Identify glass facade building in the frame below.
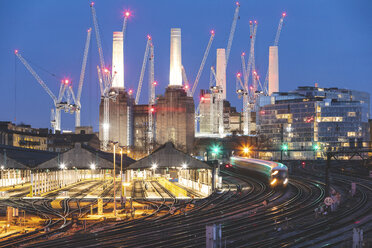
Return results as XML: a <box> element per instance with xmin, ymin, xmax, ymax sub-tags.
<box><xmin>258</xmin><ymin>86</ymin><xmax>370</xmax><ymax>160</ymax></box>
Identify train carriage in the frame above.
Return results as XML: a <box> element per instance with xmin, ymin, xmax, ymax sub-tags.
<box><xmin>228</xmin><ymin>157</ymin><xmax>289</xmax><ymax>187</ymax></box>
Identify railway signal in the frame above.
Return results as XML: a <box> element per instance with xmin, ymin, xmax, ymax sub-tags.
<box><xmin>281</xmin><ymin>143</ymin><xmax>288</xmax><ymax>151</ymax></box>
<box><xmin>313</xmin><ymin>144</ymin><xmax>320</xmax><ymax>151</ymax></box>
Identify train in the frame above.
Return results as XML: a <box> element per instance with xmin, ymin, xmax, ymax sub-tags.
<box><xmin>227</xmin><ymin>157</ymin><xmax>289</xmax><ymax>187</ymax></box>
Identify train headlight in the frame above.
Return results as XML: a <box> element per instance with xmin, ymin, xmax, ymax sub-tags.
<box><xmin>272</xmin><ymin>171</ymin><xmax>278</xmax><ymax>176</ymax></box>
<box><xmin>270</xmin><ymin>179</ymin><xmax>277</xmax><ymax>185</ymax></box>
<box><xmin>284</xmin><ymin>178</ymin><xmax>288</xmax><ymax>184</ymax></box>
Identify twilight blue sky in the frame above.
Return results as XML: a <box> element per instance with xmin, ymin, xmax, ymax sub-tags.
<box><xmin>1</xmin><ymin>0</ymin><xmax>371</xmax><ymax>131</ymax></box>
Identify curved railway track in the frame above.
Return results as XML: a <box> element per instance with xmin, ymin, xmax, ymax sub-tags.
<box><xmin>2</xmin><ymin>164</ymin><xmax>372</xmax><ymax>248</ymax></box>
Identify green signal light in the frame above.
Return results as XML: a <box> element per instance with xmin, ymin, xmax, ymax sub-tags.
<box><xmin>281</xmin><ymin>144</ymin><xmax>288</xmax><ymax>151</ymax></box>
<box><xmin>211</xmin><ymin>145</ymin><xmax>221</xmax><ymax>154</ymax></box>
<box><xmin>313</xmin><ymin>144</ymin><xmax>319</xmax><ymax>151</ymax></box>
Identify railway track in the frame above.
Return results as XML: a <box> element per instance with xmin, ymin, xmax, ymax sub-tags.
<box><xmin>3</xmin><ymin>164</ymin><xmax>372</xmax><ymax>247</ymax></box>
<box><xmin>0</xmin><ymin>180</ymin><xmax>114</xmax><ymax>247</ymax></box>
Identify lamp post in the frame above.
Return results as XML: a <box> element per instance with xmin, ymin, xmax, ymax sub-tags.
<box><xmin>112</xmin><ymin>142</ymin><xmax>118</xmax><ymax>217</ymax></box>
<box><xmin>120</xmin><ymin>147</ymin><xmax>124</xmax><ymax>206</ymax></box>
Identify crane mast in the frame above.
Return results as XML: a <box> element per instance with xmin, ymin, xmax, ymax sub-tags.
<box><xmin>90</xmin><ymin>2</ymin><xmax>121</xmax><ymax>150</ymax></box>
<box><xmin>190</xmin><ymin>30</ymin><xmax>215</xmax><ymax>97</ymax></box>
<box><xmin>122</xmin><ymin>11</ymin><xmax>131</xmax><ymax>44</ymax></box>
<box><xmin>90</xmin><ymin>3</ymin><xmax>106</xmax><ymax>80</ymax></box>
<box><xmin>135</xmin><ymin>36</ymin><xmax>151</xmax><ymax>105</ymax></box>
<box><xmin>225</xmin><ymin>2</ymin><xmax>240</xmax><ymax>66</ymax></box>
<box><xmin>148</xmin><ymin>41</ymin><xmax>155</xmax><ymax>153</ymax></box>
<box><xmin>75</xmin><ymin>28</ymin><xmax>92</xmax><ymax>127</ymax></box>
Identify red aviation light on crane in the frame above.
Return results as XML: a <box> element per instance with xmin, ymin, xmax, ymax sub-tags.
<box><xmin>152</xmin><ymin>81</ymin><xmax>157</xmax><ymax>86</ymax></box>
<box><xmin>282</xmin><ymin>12</ymin><xmax>287</xmax><ymax>17</ymax></box>
<box><xmin>64</xmin><ymin>79</ymin><xmax>69</xmax><ymax>85</ymax></box>
<box><xmin>201</xmin><ymin>96</ymin><xmax>205</xmax><ymax>102</ymax></box>
<box><xmin>14</xmin><ymin>50</ymin><xmax>18</xmax><ymax>54</ymax></box>
<box><xmin>236</xmin><ymin>72</ymin><xmax>241</xmax><ymax>78</ymax></box>
<box><xmin>150</xmin><ymin>107</ymin><xmax>155</xmax><ymax>113</ymax></box>
<box><xmin>241</xmin><ymin>52</ymin><xmax>245</xmax><ymax>56</ymax></box>
<box><xmin>147</xmin><ymin>34</ymin><xmax>152</xmax><ymax>40</ymax></box>
<box><xmin>104</xmin><ymin>68</ymin><xmax>109</xmax><ymax>74</ymax></box>
<box><xmin>235</xmin><ymin>1</ymin><xmax>240</xmax><ymax>7</ymax></box>
<box><xmin>254</xmin><ymin>20</ymin><xmax>258</xmax><ymax>24</ymax></box>
<box><xmin>90</xmin><ymin>2</ymin><xmax>94</xmax><ymax>7</ymax></box>
<box><xmin>124</xmin><ymin>11</ymin><xmax>131</xmax><ymax>18</ymax></box>
<box><xmin>210</xmin><ymin>30</ymin><xmax>215</xmax><ymax>35</ymax></box>
<box><xmin>128</xmin><ymin>89</ymin><xmax>133</xmax><ymax>95</ymax></box>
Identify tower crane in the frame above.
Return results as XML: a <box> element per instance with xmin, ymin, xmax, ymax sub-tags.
<box><xmin>133</xmin><ymin>35</ymin><xmax>156</xmax><ymax>151</ymax></box>
<box><xmin>236</xmin><ymin>72</ymin><xmax>250</xmax><ymax>135</ymax></box>
<box><xmin>72</xmin><ymin>28</ymin><xmax>92</xmax><ymax>127</ymax></box>
<box><xmin>236</xmin><ymin>21</ymin><xmax>257</xmax><ymax>135</ymax></box>
<box><xmin>148</xmin><ymin>40</ymin><xmax>155</xmax><ymax>153</ymax></box>
<box><xmin>189</xmin><ymin>30</ymin><xmax>215</xmax><ymax>97</ymax></box>
<box><xmin>225</xmin><ymin>2</ymin><xmax>240</xmax><ymax>66</ymax></box>
<box><xmin>263</xmin><ymin>12</ymin><xmax>286</xmax><ymax>94</ymax></box>
<box><xmin>90</xmin><ymin>2</ymin><xmax>118</xmax><ymax>150</ymax></box>
<box><xmin>135</xmin><ymin>35</ymin><xmax>152</xmax><ymax>105</ymax></box>
<box><xmin>15</xmin><ymin>51</ymin><xmax>71</xmax><ymax>133</ymax></box>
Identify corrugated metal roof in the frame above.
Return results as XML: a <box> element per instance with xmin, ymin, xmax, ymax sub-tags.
<box><xmin>128</xmin><ymin>142</ymin><xmax>210</xmax><ymax>169</ymax></box>
<box><xmin>0</xmin><ymin>145</ymin><xmax>57</xmax><ymax>168</ymax></box>
<box><xmin>37</xmin><ymin>144</ymin><xmax>135</xmax><ymax>170</ymax></box>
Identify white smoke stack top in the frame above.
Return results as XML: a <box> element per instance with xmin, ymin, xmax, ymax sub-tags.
<box><xmin>268</xmin><ymin>46</ymin><xmax>279</xmax><ymax>95</ymax></box>
<box><xmin>169</xmin><ymin>28</ymin><xmax>182</xmax><ymax>86</ymax></box>
<box><xmin>112</xmin><ymin>31</ymin><xmax>124</xmax><ymax>89</ymax></box>
<box><xmin>216</xmin><ymin>48</ymin><xmax>226</xmax><ymax>100</ymax></box>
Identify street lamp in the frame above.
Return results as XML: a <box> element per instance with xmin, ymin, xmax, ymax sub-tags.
<box><xmin>59</xmin><ymin>163</ymin><xmax>66</xmax><ymax>170</ymax></box>
<box><xmin>111</xmin><ymin>142</ymin><xmax>118</xmax><ymax>217</ymax></box>
<box><xmin>90</xmin><ymin>163</ymin><xmax>96</xmax><ymax>179</ymax></box>
<box><xmin>181</xmin><ymin>163</ymin><xmax>188</xmax><ymax>169</ymax></box>
<box><xmin>119</xmin><ymin>147</ymin><xmax>124</xmax><ymax>205</ymax></box>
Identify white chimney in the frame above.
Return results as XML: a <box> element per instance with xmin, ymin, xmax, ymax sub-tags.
<box><xmin>216</xmin><ymin>48</ymin><xmax>226</xmax><ymax>100</ymax></box>
<box><xmin>112</xmin><ymin>31</ymin><xmax>124</xmax><ymax>89</ymax></box>
<box><xmin>268</xmin><ymin>46</ymin><xmax>279</xmax><ymax>95</ymax></box>
<box><xmin>169</xmin><ymin>28</ymin><xmax>182</xmax><ymax>86</ymax></box>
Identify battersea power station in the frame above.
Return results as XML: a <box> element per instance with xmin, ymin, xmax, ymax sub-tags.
<box><xmin>99</xmin><ymin>28</ymin><xmax>195</xmax><ymax>156</ymax></box>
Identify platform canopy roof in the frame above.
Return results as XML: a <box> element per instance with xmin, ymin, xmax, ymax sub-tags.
<box><xmin>37</xmin><ymin>143</ymin><xmax>135</xmax><ymax>170</ymax></box>
<box><xmin>128</xmin><ymin>142</ymin><xmax>210</xmax><ymax>170</ymax></box>
<box><xmin>0</xmin><ymin>145</ymin><xmax>57</xmax><ymax>169</ymax></box>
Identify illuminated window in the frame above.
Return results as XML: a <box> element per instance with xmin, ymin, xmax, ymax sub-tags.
<box><xmin>347</xmin><ymin>132</ymin><xmax>356</xmax><ymax>137</ymax></box>
<box><xmin>319</xmin><ymin>117</ymin><xmax>343</xmax><ymax>122</ymax></box>
<box><xmin>347</xmin><ymin>112</ymin><xmax>356</xmax><ymax>117</ymax></box>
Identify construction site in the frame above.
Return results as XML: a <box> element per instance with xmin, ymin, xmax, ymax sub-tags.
<box><xmin>13</xmin><ymin>2</ymin><xmax>286</xmax><ymax>158</ymax></box>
